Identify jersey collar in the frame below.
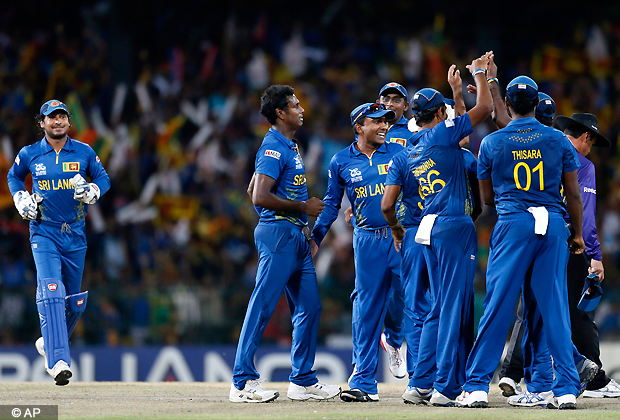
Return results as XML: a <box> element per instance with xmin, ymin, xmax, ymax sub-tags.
<box><xmin>269</xmin><ymin>127</ymin><xmax>298</xmax><ymax>150</ymax></box>
<box><xmin>349</xmin><ymin>140</ymin><xmax>389</xmax><ymax>157</ymax></box>
<box><xmin>40</xmin><ymin>136</ymin><xmax>76</xmax><ymax>154</ymax></box>
<box><xmin>388</xmin><ymin>116</ymin><xmax>408</xmax><ymax>131</ymax></box>
<box><xmin>506</xmin><ymin>117</ymin><xmax>538</xmax><ymax>128</ymax></box>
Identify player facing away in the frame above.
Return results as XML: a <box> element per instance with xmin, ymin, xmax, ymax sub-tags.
<box><xmin>456</xmin><ymin>76</ymin><xmax>584</xmax><ymax>409</ymax></box>
<box><xmin>230</xmin><ymin>85</ymin><xmax>340</xmax><ymax>403</ymax></box>
<box><xmin>7</xmin><ymin>99</ymin><xmax>110</xmax><ymax>385</ymax></box>
<box><xmin>391</xmin><ymin>52</ymin><xmax>492</xmax><ymax>407</ymax></box>
<box><xmin>311</xmin><ymin>102</ymin><xmax>404</xmax><ymax>402</ymax></box>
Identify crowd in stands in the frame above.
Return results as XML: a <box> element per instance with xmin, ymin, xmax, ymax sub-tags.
<box><xmin>1</xmin><ymin>2</ymin><xmax>620</xmax><ymax>346</ymax></box>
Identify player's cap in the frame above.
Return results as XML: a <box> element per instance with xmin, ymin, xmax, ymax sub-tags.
<box><xmin>350</xmin><ymin>103</ymin><xmax>395</xmax><ymax>125</ymax></box>
<box><xmin>555</xmin><ymin>112</ymin><xmax>611</xmax><ymax>148</ymax></box>
<box><xmin>409</xmin><ymin>88</ymin><xmax>450</xmax><ymax>114</ymax></box>
<box><xmin>577</xmin><ymin>273</ymin><xmax>603</xmax><ymax>312</ymax></box>
<box><xmin>506</xmin><ymin>76</ymin><xmax>538</xmax><ymax>102</ymax></box>
<box><xmin>535</xmin><ymin>92</ymin><xmax>556</xmax><ymax>118</ymax></box>
<box><xmin>40</xmin><ymin>100</ymin><xmax>69</xmax><ymax>116</ymax></box>
<box><xmin>379</xmin><ymin>82</ymin><xmax>408</xmax><ymax>100</ymax></box>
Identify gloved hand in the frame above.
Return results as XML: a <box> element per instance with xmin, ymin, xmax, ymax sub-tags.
<box><xmin>71</xmin><ymin>174</ymin><xmax>100</xmax><ymax>205</ymax></box>
<box><xmin>13</xmin><ymin>190</ymin><xmax>39</xmax><ymax>220</ymax></box>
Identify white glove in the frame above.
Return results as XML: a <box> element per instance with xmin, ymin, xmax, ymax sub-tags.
<box><xmin>13</xmin><ymin>190</ymin><xmax>39</xmax><ymax>220</ymax></box>
<box><xmin>71</xmin><ymin>174</ymin><xmax>101</xmax><ymax>205</ymax></box>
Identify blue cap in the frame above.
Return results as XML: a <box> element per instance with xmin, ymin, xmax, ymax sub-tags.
<box><xmin>410</xmin><ymin>88</ymin><xmax>449</xmax><ymax>114</ymax></box>
<box><xmin>350</xmin><ymin>103</ymin><xmax>395</xmax><ymax>125</ymax></box>
<box><xmin>506</xmin><ymin>76</ymin><xmax>538</xmax><ymax>102</ymax></box>
<box><xmin>379</xmin><ymin>82</ymin><xmax>408</xmax><ymax>100</ymax></box>
<box><xmin>535</xmin><ymin>92</ymin><xmax>556</xmax><ymax>118</ymax></box>
<box><xmin>577</xmin><ymin>273</ymin><xmax>603</xmax><ymax>312</ymax></box>
<box><xmin>40</xmin><ymin>99</ymin><xmax>69</xmax><ymax>116</ymax></box>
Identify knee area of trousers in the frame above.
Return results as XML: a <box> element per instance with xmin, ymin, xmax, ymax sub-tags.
<box><xmin>66</xmin><ymin>291</ymin><xmax>88</xmax><ymax>313</ymax></box>
<box><xmin>36</xmin><ymin>278</ymin><xmax>66</xmax><ymax>301</ymax></box>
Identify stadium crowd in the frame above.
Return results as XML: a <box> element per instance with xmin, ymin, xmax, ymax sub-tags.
<box><xmin>1</xmin><ymin>2</ymin><xmax>620</xmax><ymax>348</ymax></box>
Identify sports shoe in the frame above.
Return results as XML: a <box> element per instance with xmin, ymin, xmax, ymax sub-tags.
<box><xmin>380</xmin><ymin>333</ymin><xmax>407</xmax><ymax>379</ymax></box>
<box><xmin>402</xmin><ymin>386</ymin><xmax>432</xmax><ymax>404</ymax></box>
<box><xmin>576</xmin><ymin>358</ymin><xmax>600</xmax><ymax>391</ymax></box>
<box><xmin>348</xmin><ymin>365</ymin><xmax>357</xmax><ymax>387</ymax></box>
<box><xmin>48</xmin><ymin>360</ymin><xmax>72</xmax><ymax>386</ymax></box>
<box><xmin>547</xmin><ymin>394</ymin><xmax>576</xmax><ymax>409</ymax></box>
<box><xmin>498</xmin><ymin>376</ymin><xmax>523</xmax><ymax>397</ymax></box>
<box><xmin>507</xmin><ymin>390</ymin><xmax>553</xmax><ymax>407</ymax></box>
<box><xmin>455</xmin><ymin>390</ymin><xmax>488</xmax><ymax>408</ymax></box>
<box><xmin>582</xmin><ymin>379</ymin><xmax>620</xmax><ymax>398</ymax></box>
<box><xmin>229</xmin><ymin>380</ymin><xmax>279</xmax><ymax>403</ymax></box>
<box><xmin>35</xmin><ymin>337</ymin><xmax>46</xmax><ymax>358</ymax></box>
<box><xmin>340</xmin><ymin>389</ymin><xmax>379</xmax><ymax>402</ymax></box>
<box><xmin>430</xmin><ymin>390</ymin><xmax>456</xmax><ymax>407</ymax></box>
<box><xmin>287</xmin><ymin>382</ymin><xmax>341</xmax><ymax>400</ymax></box>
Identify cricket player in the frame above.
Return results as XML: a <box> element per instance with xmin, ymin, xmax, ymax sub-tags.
<box><xmin>311</xmin><ymin>102</ymin><xmax>404</xmax><ymax>402</ymax></box>
<box><xmin>7</xmin><ymin>99</ymin><xmax>110</xmax><ymax>385</ymax></box>
<box><xmin>389</xmin><ymin>52</ymin><xmax>492</xmax><ymax>406</ymax></box>
<box><xmin>230</xmin><ymin>85</ymin><xmax>340</xmax><ymax>403</ymax></box>
<box><xmin>456</xmin><ymin>76</ymin><xmax>584</xmax><ymax>409</ymax></box>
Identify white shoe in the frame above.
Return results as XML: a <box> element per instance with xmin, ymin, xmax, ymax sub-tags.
<box><xmin>402</xmin><ymin>386</ymin><xmax>432</xmax><ymax>404</ymax></box>
<box><xmin>229</xmin><ymin>380</ymin><xmax>279</xmax><ymax>403</ymax></box>
<box><xmin>455</xmin><ymin>390</ymin><xmax>488</xmax><ymax>408</ymax></box>
<box><xmin>498</xmin><ymin>376</ymin><xmax>523</xmax><ymax>397</ymax></box>
<box><xmin>48</xmin><ymin>360</ymin><xmax>72</xmax><ymax>386</ymax></box>
<box><xmin>429</xmin><ymin>390</ymin><xmax>456</xmax><ymax>407</ymax></box>
<box><xmin>348</xmin><ymin>365</ymin><xmax>357</xmax><ymax>387</ymax></box>
<box><xmin>380</xmin><ymin>333</ymin><xmax>406</xmax><ymax>379</ymax></box>
<box><xmin>507</xmin><ymin>390</ymin><xmax>553</xmax><ymax>407</ymax></box>
<box><xmin>35</xmin><ymin>337</ymin><xmax>46</xmax><ymax>358</ymax></box>
<box><xmin>582</xmin><ymin>379</ymin><xmax>620</xmax><ymax>398</ymax></box>
<box><xmin>547</xmin><ymin>394</ymin><xmax>576</xmax><ymax>409</ymax></box>
<box><xmin>287</xmin><ymin>382</ymin><xmax>341</xmax><ymax>400</ymax></box>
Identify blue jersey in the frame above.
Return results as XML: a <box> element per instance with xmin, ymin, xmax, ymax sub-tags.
<box><xmin>7</xmin><ymin>137</ymin><xmax>110</xmax><ymax>225</ymax></box>
<box><xmin>477</xmin><ymin>117</ymin><xmax>580</xmax><ymax>215</ymax></box>
<box><xmin>387</xmin><ymin>116</ymin><xmax>414</xmax><ymax>148</ymax></box>
<box><xmin>254</xmin><ymin>128</ymin><xmax>309</xmax><ymax>227</ymax></box>
<box><xmin>311</xmin><ymin>141</ymin><xmax>405</xmax><ymax>245</ymax></box>
<box><xmin>407</xmin><ymin>114</ymin><xmax>474</xmax><ymax>217</ymax></box>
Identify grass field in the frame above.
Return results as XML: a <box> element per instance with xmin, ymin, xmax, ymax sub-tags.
<box><xmin>1</xmin><ymin>382</ymin><xmax>619</xmax><ymax>420</ymax></box>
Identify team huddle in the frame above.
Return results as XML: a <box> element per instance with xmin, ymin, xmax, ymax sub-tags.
<box><xmin>228</xmin><ymin>51</ymin><xmax>620</xmax><ymax>408</ymax></box>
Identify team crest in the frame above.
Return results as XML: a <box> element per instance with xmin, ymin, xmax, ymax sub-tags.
<box><xmin>62</xmin><ymin>162</ymin><xmax>80</xmax><ymax>172</ymax></box>
<box><xmin>391</xmin><ymin>138</ymin><xmax>407</xmax><ymax>147</ymax></box>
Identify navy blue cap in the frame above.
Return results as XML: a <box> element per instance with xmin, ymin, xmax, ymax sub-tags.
<box><xmin>535</xmin><ymin>92</ymin><xmax>556</xmax><ymax>118</ymax></box>
<box><xmin>350</xmin><ymin>103</ymin><xmax>395</xmax><ymax>125</ymax></box>
<box><xmin>40</xmin><ymin>99</ymin><xmax>69</xmax><ymax>116</ymax></box>
<box><xmin>577</xmin><ymin>273</ymin><xmax>603</xmax><ymax>312</ymax></box>
<box><xmin>379</xmin><ymin>82</ymin><xmax>408</xmax><ymax>100</ymax></box>
<box><xmin>410</xmin><ymin>88</ymin><xmax>450</xmax><ymax>114</ymax></box>
<box><xmin>506</xmin><ymin>76</ymin><xmax>538</xmax><ymax>102</ymax></box>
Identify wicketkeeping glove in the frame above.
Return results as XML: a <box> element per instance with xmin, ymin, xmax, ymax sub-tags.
<box><xmin>71</xmin><ymin>174</ymin><xmax>101</xmax><ymax>205</ymax></box>
<box><xmin>13</xmin><ymin>190</ymin><xmax>40</xmax><ymax>220</ymax></box>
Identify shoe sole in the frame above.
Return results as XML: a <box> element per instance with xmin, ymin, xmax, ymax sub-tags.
<box><xmin>229</xmin><ymin>392</ymin><xmax>279</xmax><ymax>403</ymax></box>
<box><xmin>340</xmin><ymin>394</ymin><xmax>377</xmax><ymax>402</ymax></box>
<box><xmin>499</xmin><ymin>383</ymin><xmax>517</xmax><ymax>397</ymax></box>
<box><xmin>380</xmin><ymin>334</ymin><xmax>406</xmax><ymax>379</ymax></box>
<box><xmin>54</xmin><ymin>370</ymin><xmax>72</xmax><ymax>386</ymax></box>
<box><xmin>508</xmin><ymin>402</ymin><xmax>547</xmax><ymax>407</ymax></box>
<box><xmin>547</xmin><ymin>402</ymin><xmax>576</xmax><ymax>410</ymax></box>
<box><xmin>287</xmin><ymin>392</ymin><xmax>340</xmax><ymax>401</ymax></box>
<box><xmin>459</xmin><ymin>401</ymin><xmax>488</xmax><ymax>408</ymax></box>
<box><xmin>402</xmin><ymin>394</ymin><xmax>428</xmax><ymax>405</ymax></box>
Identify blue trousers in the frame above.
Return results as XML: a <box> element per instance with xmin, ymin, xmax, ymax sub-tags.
<box><xmin>382</xmin><ymin>279</ymin><xmax>405</xmax><ymax>349</ymax></box>
<box><xmin>31</xmin><ymin>221</ymin><xmax>87</xmax><ymax>368</ymax></box>
<box><xmin>349</xmin><ymin>228</ymin><xmax>401</xmax><ymax>394</ymax></box>
<box><xmin>400</xmin><ymin>226</ymin><xmax>431</xmax><ymax>377</ymax></box>
<box><xmin>464</xmin><ymin>213</ymin><xmax>580</xmax><ymax>397</ymax></box>
<box><xmin>233</xmin><ymin>223</ymin><xmax>321</xmax><ymax>389</ymax></box>
<box><xmin>411</xmin><ymin>216</ymin><xmax>476</xmax><ymax>399</ymax></box>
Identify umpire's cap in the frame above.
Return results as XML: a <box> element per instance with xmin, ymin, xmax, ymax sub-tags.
<box><xmin>555</xmin><ymin>113</ymin><xmax>610</xmax><ymax>148</ymax></box>
<box><xmin>40</xmin><ymin>100</ymin><xmax>69</xmax><ymax>116</ymax></box>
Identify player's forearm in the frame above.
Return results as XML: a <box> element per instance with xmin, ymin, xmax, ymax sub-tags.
<box><xmin>489</xmin><ymin>80</ymin><xmax>510</xmax><ymax>129</ymax></box>
<box><xmin>7</xmin><ymin>172</ymin><xmax>26</xmax><ymax>197</ymax></box>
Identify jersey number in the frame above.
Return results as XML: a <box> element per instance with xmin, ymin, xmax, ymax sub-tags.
<box><xmin>514</xmin><ymin>161</ymin><xmax>544</xmax><ymax>191</ymax></box>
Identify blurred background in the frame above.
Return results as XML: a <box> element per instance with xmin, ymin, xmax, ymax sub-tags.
<box><xmin>1</xmin><ymin>0</ymin><xmax>620</xmax><ymax>352</ymax></box>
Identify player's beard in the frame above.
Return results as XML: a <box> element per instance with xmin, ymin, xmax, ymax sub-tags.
<box><xmin>46</xmin><ymin>127</ymin><xmax>69</xmax><ymax>140</ymax></box>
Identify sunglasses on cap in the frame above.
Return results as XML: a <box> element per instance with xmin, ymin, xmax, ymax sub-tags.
<box><xmin>352</xmin><ymin>103</ymin><xmax>386</xmax><ymax>125</ymax></box>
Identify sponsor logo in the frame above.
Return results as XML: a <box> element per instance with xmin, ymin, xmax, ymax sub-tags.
<box><xmin>378</xmin><ymin>164</ymin><xmax>389</xmax><ymax>175</ymax></box>
<box><xmin>584</xmin><ymin>187</ymin><xmax>596</xmax><ymax>194</ymax></box>
<box><xmin>96</xmin><ymin>156</ymin><xmax>101</xmax><ymax>162</ymax></box>
<box><xmin>48</xmin><ymin>283</ymin><xmax>57</xmax><ymax>292</ymax></box>
<box><xmin>391</xmin><ymin>138</ymin><xmax>407</xmax><ymax>147</ymax></box>
<box><xmin>294</xmin><ymin>156</ymin><xmax>303</xmax><ymax>169</ymax></box>
<box><xmin>62</xmin><ymin>162</ymin><xmax>80</xmax><ymax>172</ymax></box>
<box><xmin>15</xmin><ymin>155</ymin><xmax>20</xmax><ymax>165</ymax></box>
<box><xmin>77</xmin><ymin>299</ymin><xmax>85</xmax><ymax>306</ymax></box>
<box><xmin>264</xmin><ymin>150</ymin><xmax>281</xmax><ymax>160</ymax></box>
<box><xmin>32</xmin><ymin>244</ymin><xmax>38</xmax><ymax>249</ymax></box>
<box><xmin>445</xmin><ymin>119</ymin><xmax>455</xmax><ymax>128</ymax></box>
<box><xmin>349</xmin><ymin>168</ymin><xmax>363</xmax><ymax>183</ymax></box>
<box><xmin>34</xmin><ymin>163</ymin><xmax>46</xmax><ymax>176</ymax></box>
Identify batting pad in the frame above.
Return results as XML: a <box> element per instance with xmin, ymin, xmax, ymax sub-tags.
<box><xmin>36</xmin><ymin>278</ymin><xmax>70</xmax><ymax>369</ymax></box>
<box><xmin>65</xmin><ymin>291</ymin><xmax>88</xmax><ymax>337</ymax></box>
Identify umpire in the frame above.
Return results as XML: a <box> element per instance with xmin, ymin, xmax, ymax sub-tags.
<box><xmin>554</xmin><ymin>113</ymin><xmax>620</xmax><ymax>398</ymax></box>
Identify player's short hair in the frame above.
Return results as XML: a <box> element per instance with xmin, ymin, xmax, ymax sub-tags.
<box><xmin>507</xmin><ymin>91</ymin><xmax>538</xmax><ymax>117</ymax></box>
<box><xmin>536</xmin><ymin>115</ymin><xmax>553</xmax><ymax>127</ymax></box>
<box><xmin>260</xmin><ymin>85</ymin><xmax>295</xmax><ymax>125</ymax></box>
<box><xmin>412</xmin><ymin>103</ymin><xmax>445</xmax><ymax>125</ymax></box>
